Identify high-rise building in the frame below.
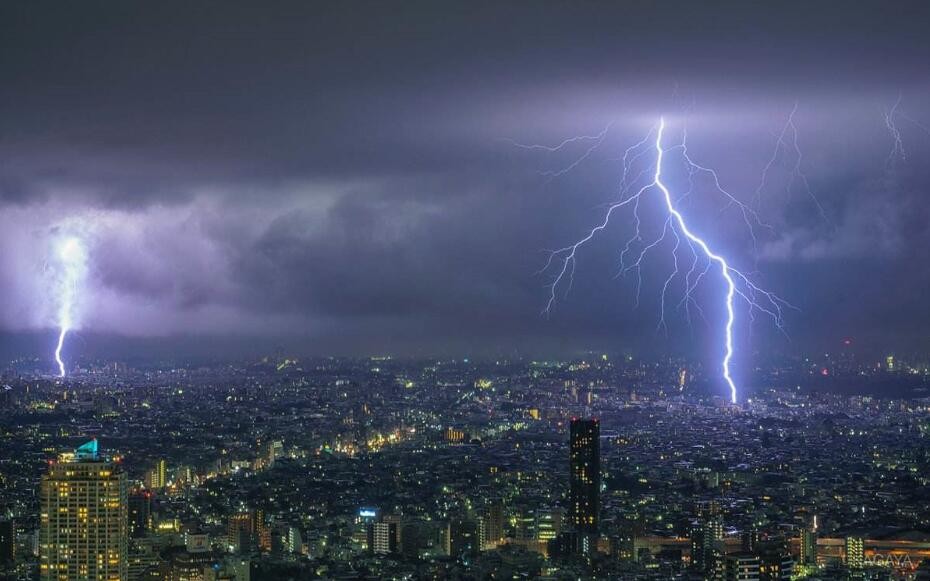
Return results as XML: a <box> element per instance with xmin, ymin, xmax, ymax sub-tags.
<box><xmin>741</xmin><ymin>525</ymin><xmax>760</xmax><ymax>553</ymax></box>
<box><xmin>536</xmin><ymin>508</ymin><xmax>564</xmax><ymax>542</ymax></box>
<box><xmin>512</xmin><ymin>511</ymin><xmax>536</xmax><ymax>542</ymax></box>
<box><xmin>0</xmin><ymin>516</ymin><xmax>14</xmax><ymax>567</ymax></box>
<box><xmin>438</xmin><ymin>521</ymin><xmax>452</xmax><ymax>556</ymax></box>
<box><xmin>399</xmin><ymin>522</ymin><xmax>421</xmax><ymax>559</ymax></box>
<box><xmin>845</xmin><ymin>536</ymin><xmax>864</xmax><ymax>569</ymax></box>
<box><xmin>725</xmin><ymin>553</ymin><xmax>761</xmax><ymax>580</ymax></box>
<box><xmin>799</xmin><ymin>528</ymin><xmax>817</xmax><ymax>566</ymax></box>
<box><xmin>479</xmin><ymin>502</ymin><xmax>504</xmax><ymax>550</ymax></box>
<box><xmin>227</xmin><ymin>513</ymin><xmax>254</xmax><ymax>554</ymax></box>
<box><xmin>254</xmin><ymin>510</ymin><xmax>271</xmax><ymax>553</ymax></box>
<box><xmin>691</xmin><ymin>515</ymin><xmax>724</xmax><ymax>574</ymax></box>
<box><xmin>129</xmin><ymin>490</ymin><xmax>153</xmax><ymax>538</ymax></box>
<box><xmin>368</xmin><ymin>521</ymin><xmax>398</xmax><ymax>555</ymax></box>
<box><xmin>568</xmin><ymin>418</ymin><xmax>600</xmax><ymax>534</ymax></box>
<box><xmin>39</xmin><ymin>440</ymin><xmax>128</xmax><ymax>581</ymax></box>
<box><xmin>449</xmin><ymin>518</ymin><xmax>479</xmax><ymax>560</ymax></box>
<box><xmin>284</xmin><ymin>526</ymin><xmax>303</xmax><ymax>555</ymax></box>
<box><xmin>144</xmin><ymin>459</ymin><xmax>167</xmax><ymax>490</ymax></box>
<box><xmin>263</xmin><ymin>441</ymin><xmax>283</xmax><ymax>469</ymax></box>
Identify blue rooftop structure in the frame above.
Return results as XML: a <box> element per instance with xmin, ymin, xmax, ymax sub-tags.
<box><xmin>74</xmin><ymin>439</ymin><xmax>98</xmax><ymax>460</ymax></box>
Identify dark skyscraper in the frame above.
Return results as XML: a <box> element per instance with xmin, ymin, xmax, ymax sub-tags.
<box><xmin>0</xmin><ymin>517</ymin><xmax>14</xmax><ymax>567</ymax></box>
<box><xmin>450</xmin><ymin>518</ymin><xmax>479</xmax><ymax>560</ymax></box>
<box><xmin>128</xmin><ymin>490</ymin><xmax>153</xmax><ymax>539</ymax></box>
<box><xmin>569</xmin><ymin>418</ymin><xmax>600</xmax><ymax>534</ymax></box>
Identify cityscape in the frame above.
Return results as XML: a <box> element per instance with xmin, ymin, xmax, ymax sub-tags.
<box><xmin>1</xmin><ymin>353</ymin><xmax>930</xmax><ymax>579</ymax></box>
<box><xmin>2</xmin><ymin>1</ymin><xmax>930</xmax><ymax>580</ymax></box>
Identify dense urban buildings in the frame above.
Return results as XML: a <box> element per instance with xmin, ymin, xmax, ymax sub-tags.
<box><xmin>0</xmin><ymin>353</ymin><xmax>928</xmax><ymax>579</ymax></box>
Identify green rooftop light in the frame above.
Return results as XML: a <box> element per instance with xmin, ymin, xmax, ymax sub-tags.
<box><xmin>75</xmin><ymin>439</ymin><xmax>98</xmax><ymax>460</ymax></box>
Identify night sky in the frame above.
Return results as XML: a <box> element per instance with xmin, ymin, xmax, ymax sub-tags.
<box><xmin>1</xmin><ymin>1</ymin><xmax>929</xmax><ymax>362</ymax></box>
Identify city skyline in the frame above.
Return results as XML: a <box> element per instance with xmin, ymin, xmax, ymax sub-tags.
<box><xmin>2</xmin><ymin>2</ymin><xmax>930</xmax><ymax>580</ymax></box>
<box><xmin>2</xmin><ymin>355</ymin><xmax>928</xmax><ymax>579</ymax></box>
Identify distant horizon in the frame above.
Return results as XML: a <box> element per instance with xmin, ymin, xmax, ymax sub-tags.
<box><xmin>0</xmin><ymin>328</ymin><xmax>925</xmax><ymax>366</ymax></box>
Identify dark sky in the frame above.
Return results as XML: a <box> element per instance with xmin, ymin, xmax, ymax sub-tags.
<box><xmin>1</xmin><ymin>1</ymin><xmax>929</xmax><ymax>363</ymax></box>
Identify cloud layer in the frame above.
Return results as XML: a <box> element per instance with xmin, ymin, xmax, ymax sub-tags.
<box><xmin>1</xmin><ymin>1</ymin><xmax>930</xmax><ymax>360</ymax></box>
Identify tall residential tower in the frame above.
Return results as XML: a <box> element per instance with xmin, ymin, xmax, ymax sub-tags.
<box><xmin>39</xmin><ymin>440</ymin><xmax>128</xmax><ymax>581</ymax></box>
<box><xmin>568</xmin><ymin>418</ymin><xmax>600</xmax><ymax>534</ymax></box>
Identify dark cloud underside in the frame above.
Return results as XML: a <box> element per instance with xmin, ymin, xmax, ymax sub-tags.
<box><xmin>0</xmin><ymin>0</ymin><xmax>929</xmax><ymax>363</ymax></box>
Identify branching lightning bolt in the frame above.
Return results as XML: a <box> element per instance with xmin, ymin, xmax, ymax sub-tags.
<box><xmin>507</xmin><ymin>123</ymin><xmax>613</xmax><ymax>180</ymax></box>
<box><xmin>52</xmin><ymin>236</ymin><xmax>87</xmax><ymax>377</ymax></box>
<box><xmin>541</xmin><ymin>118</ymin><xmax>792</xmax><ymax>404</ymax></box>
<box><xmin>753</xmin><ymin>102</ymin><xmax>830</xmax><ymax>226</ymax></box>
<box><xmin>884</xmin><ymin>95</ymin><xmax>907</xmax><ymax>166</ymax></box>
<box><xmin>884</xmin><ymin>95</ymin><xmax>930</xmax><ymax>167</ymax></box>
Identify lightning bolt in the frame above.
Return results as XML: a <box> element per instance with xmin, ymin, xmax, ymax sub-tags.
<box><xmin>884</xmin><ymin>95</ymin><xmax>907</xmax><ymax>166</ymax></box>
<box><xmin>542</xmin><ymin>118</ymin><xmax>792</xmax><ymax>404</ymax></box>
<box><xmin>753</xmin><ymin>102</ymin><xmax>830</xmax><ymax>226</ymax></box>
<box><xmin>506</xmin><ymin>123</ymin><xmax>613</xmax><ymax>180</ymax></box>
<box><xmin>54</xmin><ymin>328</ymin><xmax>68</xmax><ymax>377</ymax></box>
<box><xmin>51</xmin><ymin>236</ymin><xmax>88</xmax><ymax>377</ymax></box>
<box><xmin>652</xmin><ymin>119</ymin><xmax>740</xmax><ymax>402</ymax></box>
<box><xmin>884</xmin><ymin>94</ymin><xmax>930</xmax><ymax>167</ymax></box>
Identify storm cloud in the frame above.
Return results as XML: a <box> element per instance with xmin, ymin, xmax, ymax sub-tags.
<box><xmin>1</xmin><ymin>1</ymin><xmax>929</xmax><ymax>359</ymax></box>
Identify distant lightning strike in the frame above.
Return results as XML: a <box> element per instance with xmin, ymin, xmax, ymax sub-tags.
<box><xmin>884</xmin><ymin>95</ymin><xmax>907</xmax><ymax>166</ymax></box>
<box><xmin>541</xmin><ymin>118</ymin><xmax>792</xmax><ymax>404</ymax></box>
<box><xmin>54</xmin><ymin>328</ymin><xmax>67</xmax><ymax>377</ymax></box>
<box><xmin>884</xmin><ymin>95</ymin><xmax>930</xmax><ymax>167</ymax></box>
<box><xmin>753</xmin><ymin>102</ymin><xmax>830</xmax><ymax>226</ymax></box>
<box><xmin>52</xmin><ymin>236</ymin><xmax>87</xmax><ymax>377</ymax></box>
<box><xmin>507</xmin><ymin>123</ymin><xmax>613</xmax><ymax>180</ymax></box>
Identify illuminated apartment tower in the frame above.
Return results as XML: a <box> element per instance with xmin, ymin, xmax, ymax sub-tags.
<box><xmin>691</xmin><ymin>501</ymin><xmax>724</xmax><ymax>573</ymax></box>
<box><xmin>845</xmin><ymin>536</ymin><xmax>864</xmax><ymax>570</ymax></box>
<box><xmin>39</xmin><ymin>440</ymin><xmax>128</xmax><ymax>581</ymax></box>
<box><xmin>144</xmin><ymin>459</ymin><xmax>167</xmax><ymax>490</ymax></box>
<box><xmin>227</xmin><ymin>512</ymin><xmax>254</xmax><ymax>554</ymax></box>
<box><xmin>799</xmin><ymin>528</ymin><xmax>817</xmax><ymax>566</ymax></box>
<box><xmin>568</xmin><ymin>418</ymin><xmax>600</xmax><ymax>534</ymax></box>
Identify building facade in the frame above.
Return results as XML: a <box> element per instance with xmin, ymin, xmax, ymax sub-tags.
<box><xmin>568</xmin><ymin>418</ymin><xmax>600</xmax><ymax>534</ymax></box>
<box><xmin>39</xmin><ymin>440</ymin><xmax>128</xmax><ymax>581</ymax></box>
